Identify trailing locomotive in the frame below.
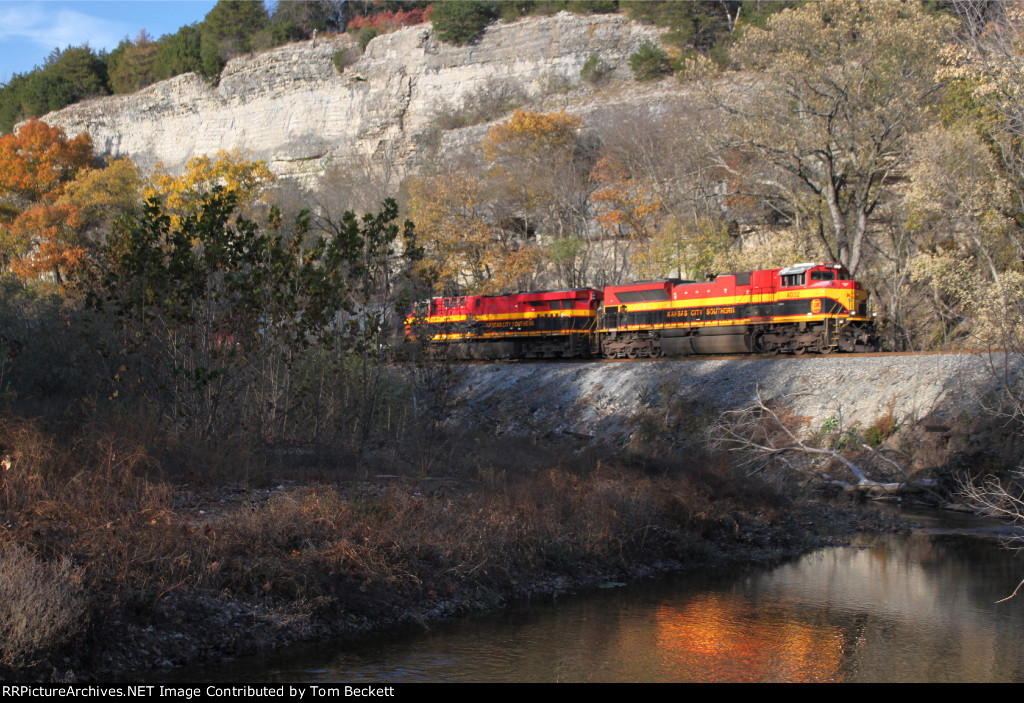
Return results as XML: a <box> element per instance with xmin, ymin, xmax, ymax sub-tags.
<box><xmin>408</xmin><ymin>287</ymin><xmax>602</xmax><ymax>359</ymax></box>
<box><xmin>407</xmin><ymin>263</ymin><xmax>878</xmax><ymax>358</ymax></box>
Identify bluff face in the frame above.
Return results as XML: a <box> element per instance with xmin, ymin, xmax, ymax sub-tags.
<box><xmin>41</xmin><ymin>13</ymin><xmax>661</xmax><ymax>183</ymax></box>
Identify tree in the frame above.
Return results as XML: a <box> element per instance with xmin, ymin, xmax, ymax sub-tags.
<box><xmin>709</xmin><ymin>1</ymin><xmax>956</xmax><ymax>274</ymax></box>
<box><xmin>199</xmin><ymin>0</ymin><xmax>271</xmax><ymax>78</ymax></box>
<box><xmin>481</xmin><ymin>109</ymin><xmax>595</xmax><ymax>287</ymax></box>
<box><xmin>951</xmin><ymin>2</ymin><xmax>1024</xmax><ymax>221</ymax></box>
<box><xmin>40</xmin><ymin>45</ymin><xmax>109</xmax><ymax>104</ymax></box>
<box><xmin>590</xmin><ymin>153</ymin><xmax>662</xmax><ymax>282</ymax></box>
<box><xmin>406</xmin><ymin>170</ymin><xmax>505</xmax><ymax>293</ymax></box>
<box><xmin>146</xmin><ymin>150</ymin><xmax>275</xmax><ymax>230</ymax></box>
<box><xmin>629</xmin><ymin>41</ymin><xmax>672</xmax><ymax>81</ymax></box>
<box><xmin>0</xmin><ymin>73</ymin><xmax>31</xmax><ymax>135</ymax></box>
<box><xmin>96</xmin><ymin>186</ymin><xmax>419</xmax><ymax>440</ymax></box>
<box><xmin>632</xmin><ymin>215</ymin><xmax>731</xmax><ymax>282</ymax></box>
<box><xmin>261</xmin><ymin>0</ymin><xmax>342</xmax><ymax>47</ymax></box>
<box><xmin>0</xmin><ymin>45</ymin><xmax>109</xmax><ymax>133</ymax></box>
<box><xmin>431</xmin><ymin>1</ymin><xmax>497</xmax><ymax>45</ymax></box>
<box><xmin>4</xmin><ymin>201</ymin><xmax>85</xmax><ymax>283</ymax></box>
<box><xmin>62</xmin><ymin>157</ymin><xmax>144</xmax><ymax>244</ymax></box>
<box><xmin>107</xmin><ymin>31</ymin><xmax>162</xmax><ymax>94</ymax></box>
<box><xmin>0</xmin><ymin>118</ymin><xmax>95</xmax><ymax>281</ymax></box>
<box><xmin>155</xmin><ymin>25</ymin><xmax>204</xmax><ymax>80</ymax></box>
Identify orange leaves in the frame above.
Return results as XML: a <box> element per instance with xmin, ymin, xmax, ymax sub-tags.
<box><xmin>590</xmin><ymin>155</ymin><xmax>662</xmax><ymax>238</ymax></box>
<box><xmin>6</xmin><ymin>201</ymin><xmax>87</xmax><ymax>283</ymax></box>
<box><xmin>0</xmin><ymin>118</ymin><xmax>96</xmax><ymax>285</ymax></box>
<box><xmin>0</xmin><ymin>118</ymin><xmax>93</xmax><ymax>207</ymax></box>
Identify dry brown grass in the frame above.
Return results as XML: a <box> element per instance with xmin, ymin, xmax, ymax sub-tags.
<box><xmin>0</xmin><ymin>545</ymin><xmax>84</xmax><ymax>668</ymax></box>
<box><xmin>0</xmin><ymin>408</ymin><xmax>800</xmax><ymax>677</ymax></box>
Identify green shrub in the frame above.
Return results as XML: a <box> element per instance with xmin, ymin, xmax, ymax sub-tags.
<box><xmin>432</xmin><ymin>1</ymin><xmax>498</xmax><ymax>45</ymax></box>
<box><xmin>332</xmin><ymin>47</ymin><xmax>360</xmax><ymax>73</ymax></box>
<box><xmin>358</xmin><ymin>26</ymin><xmax>379</xmax><ymax>51</ymax></box>
<box><xmin>580</xmin><ymin>53</ymin><xmax>610</xmax><ymax>85</ymax></box>
<box><xmin>332</xmin><ymin>48</ymin><xmax>347</xmax><ymax>73</ymax></box>
<box><xmin>630</xmin><ymin>41</ymin><xmax>672</xmax><ymax>81</ymax></box>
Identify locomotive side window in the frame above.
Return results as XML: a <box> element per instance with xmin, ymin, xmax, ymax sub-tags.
<box><xmin>617</xmin><ymin>292</ymin><xmax>645</xmax><ymax>303</ymax></box>
<box><xmin>781</xmin><ymin>273</ymin><xmax>805</xmax><ymax>287</ymax></box>
<box><xmin>811</xmin><ymin>270</ymin><xmax>835</xmax><ymax>281</ymax></box>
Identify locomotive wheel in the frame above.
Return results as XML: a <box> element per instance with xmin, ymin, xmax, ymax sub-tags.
<box><xmin>650</xmin><ymin>346</ymin><xmax>663</xmax><ymax>359</ymax></box>
<box><xmin>819</xmin><ymin>343</ymin><xmax>834</xmax><ymax>355</ymax></box>
<box><xmin>602</xmin><ymin>345</ymin><xmax>616</xmax><ymax>359</ymax></box>
<box><xmin>793</xmin><ymin>346</ymin><xmax>805</xmax><ymax>356</ymax></box>
<box><xmin>626</xmin><ymin>346</ymin><xmax>639</xmax><ymax>359</ymax></box>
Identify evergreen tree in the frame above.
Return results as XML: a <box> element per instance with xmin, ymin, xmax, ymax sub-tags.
<box><xmin>155</xmin><ymin>25</ymin><xmax>204</xmax><ymax>80</ymax></box>
<box><xmin>432</xmin><ymin>1</ymin><xmax>498</xmax><ymax>45</ymax></box>
<box><xmin>199</xmin><ymin>0</ymin><xmax>271</xmax><ymax>79</ymax></box>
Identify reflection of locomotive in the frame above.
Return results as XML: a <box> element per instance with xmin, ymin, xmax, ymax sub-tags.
<box><xmin>408</xmin><ymin>263</ymin><xmax>878</xmax><ymax>359</ymax></box>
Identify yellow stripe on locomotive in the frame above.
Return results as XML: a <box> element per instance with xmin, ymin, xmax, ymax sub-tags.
<box><xmin>597</xmin><ymin>263</ymin><xmax>876</xmax><ymax>357</ymax></box>
<box><xmin>405</xmin><ymin>263</ymin><xmax>878</xmax><ymax>359</ymax></box>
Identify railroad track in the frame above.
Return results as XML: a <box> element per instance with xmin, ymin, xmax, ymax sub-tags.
<box><xmin>407</xmin><ymin>349</ymin><xmax>990</xmax><ymax>366</ymax></box>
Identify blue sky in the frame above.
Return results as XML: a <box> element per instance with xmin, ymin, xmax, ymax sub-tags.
<box><xmin>0</xmin><ymin>1</ymin><xmax>220</xmax><ymax>83</ymax></box>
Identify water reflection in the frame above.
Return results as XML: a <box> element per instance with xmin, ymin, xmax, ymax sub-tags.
<box><xmin>164</xmin><ymin>527</ymin><xmax>1024</xmax><ymax>683</ymax></box>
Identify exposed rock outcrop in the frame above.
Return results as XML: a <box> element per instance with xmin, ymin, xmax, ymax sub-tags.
<box><xmin>40</xmin><ymin>13</ymin><xmax>662</xmax><ymax>184</ymax></box>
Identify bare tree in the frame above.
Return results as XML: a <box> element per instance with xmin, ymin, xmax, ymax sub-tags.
<box><xmin>709</xmin><ymin>389</ymin><xmax>938</xmax><ymax>496</ymax></box>
<box><xmin>703</xmin><ymin>1</ymin><xmax>956</xmax><ymax>275</ymax></box>
<box><xmin>959</xmin><ymin>467</ymin><xmax>1024</xmax><ymax>602</ymax></box>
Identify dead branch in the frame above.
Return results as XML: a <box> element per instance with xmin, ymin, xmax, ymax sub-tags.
<box><xmin>709</xmin><ymin>388</ymin><xmax>928</xmax><ymax>494</ymax></box>
<box><xmin>957</xmin><ymin>470</ymin><xmax>1024</xmax><ymax>529</ymax></box>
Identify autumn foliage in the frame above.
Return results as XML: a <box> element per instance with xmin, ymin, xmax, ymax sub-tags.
<box><xmin>145</xmin><ymin>150</ymin><xmax>275</xmax><ymax>230</ymax></box>
<box><xmin>0</xmin><ymin>118</ymin><xmax>96</xmax><ymax>283</ymax></box>
<box><xmin>347</xmin><ymin>6</ymin><xmax>432</xmax><ymax>32</ymax></box>
<box><xmin>0</xmin><ymin>118</ymin><xmax>93</xmax><ymax>205</ymax></box>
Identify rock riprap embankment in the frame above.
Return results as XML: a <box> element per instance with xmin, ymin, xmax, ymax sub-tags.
<box><xmin>450</xmin><ymin>353</ymin><xmax>1016</xmax><ymax>446</ymax></box>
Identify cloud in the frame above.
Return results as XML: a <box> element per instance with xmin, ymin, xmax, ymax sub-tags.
<box><xmin>0</xmin><ymin>3</ymin><xmax>131</xmax><ymax>54</ymax></box>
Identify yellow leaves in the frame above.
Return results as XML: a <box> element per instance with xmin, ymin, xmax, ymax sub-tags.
<box><xmin>481</xmin><ymin>109</ymin><xmax>582</xmax><ymax>163</ymax></box>
<box><xmin>406</xmin><ymin>171</ymin><xmax>543</xmax><ymax>294</ymax></box>
<box><xmin>905</xmin><ymin>125</ymin><xmax>1012</xmax><ymax>254</ymax></box>
<box><xmin>63</xmin><ymin>157</ymin><xmax>143</xmax><ymax>230</ymax></box>
<box><xmin>406</xmin><ymin>172</ymin><xmax>495</xmax><ymax>292</ymax></box>
<box><xmin>145</xmin><ymin>150</ymin><xmax>275</xmax><ymax>230</ymax></box>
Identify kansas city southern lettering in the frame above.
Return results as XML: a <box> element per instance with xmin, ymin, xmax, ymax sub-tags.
<box><xmin>665</xmin><ymin>307</ymin><xmax>735</xmax><ymax>318</ymax></box>
<box><xmin>485</xmin><ymin>320</ymin><xmax>536</xmax><ymax>328</ymax></box>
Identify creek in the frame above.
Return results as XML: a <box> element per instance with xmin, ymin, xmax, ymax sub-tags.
<box><xmin>161</xmin><ymin>508</ymin><xmax>1024</xmax><ymax>683</ymax></box>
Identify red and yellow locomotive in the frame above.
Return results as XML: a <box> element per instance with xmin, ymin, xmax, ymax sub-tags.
<box><xmin>409</xmin><ymin>288</ymin><xmax>602</xmax><ymax>359</ymax></box>
<box><xmin>408</xmin><ymin>263</ymin><xmax>877</xmax><ymax>358</ymax></box>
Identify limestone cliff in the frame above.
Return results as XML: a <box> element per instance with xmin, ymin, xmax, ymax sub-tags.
<box><xmin>40</xmin><ymin>13</ymin><xmax>661</xmax><ymax>184</ymax></box>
